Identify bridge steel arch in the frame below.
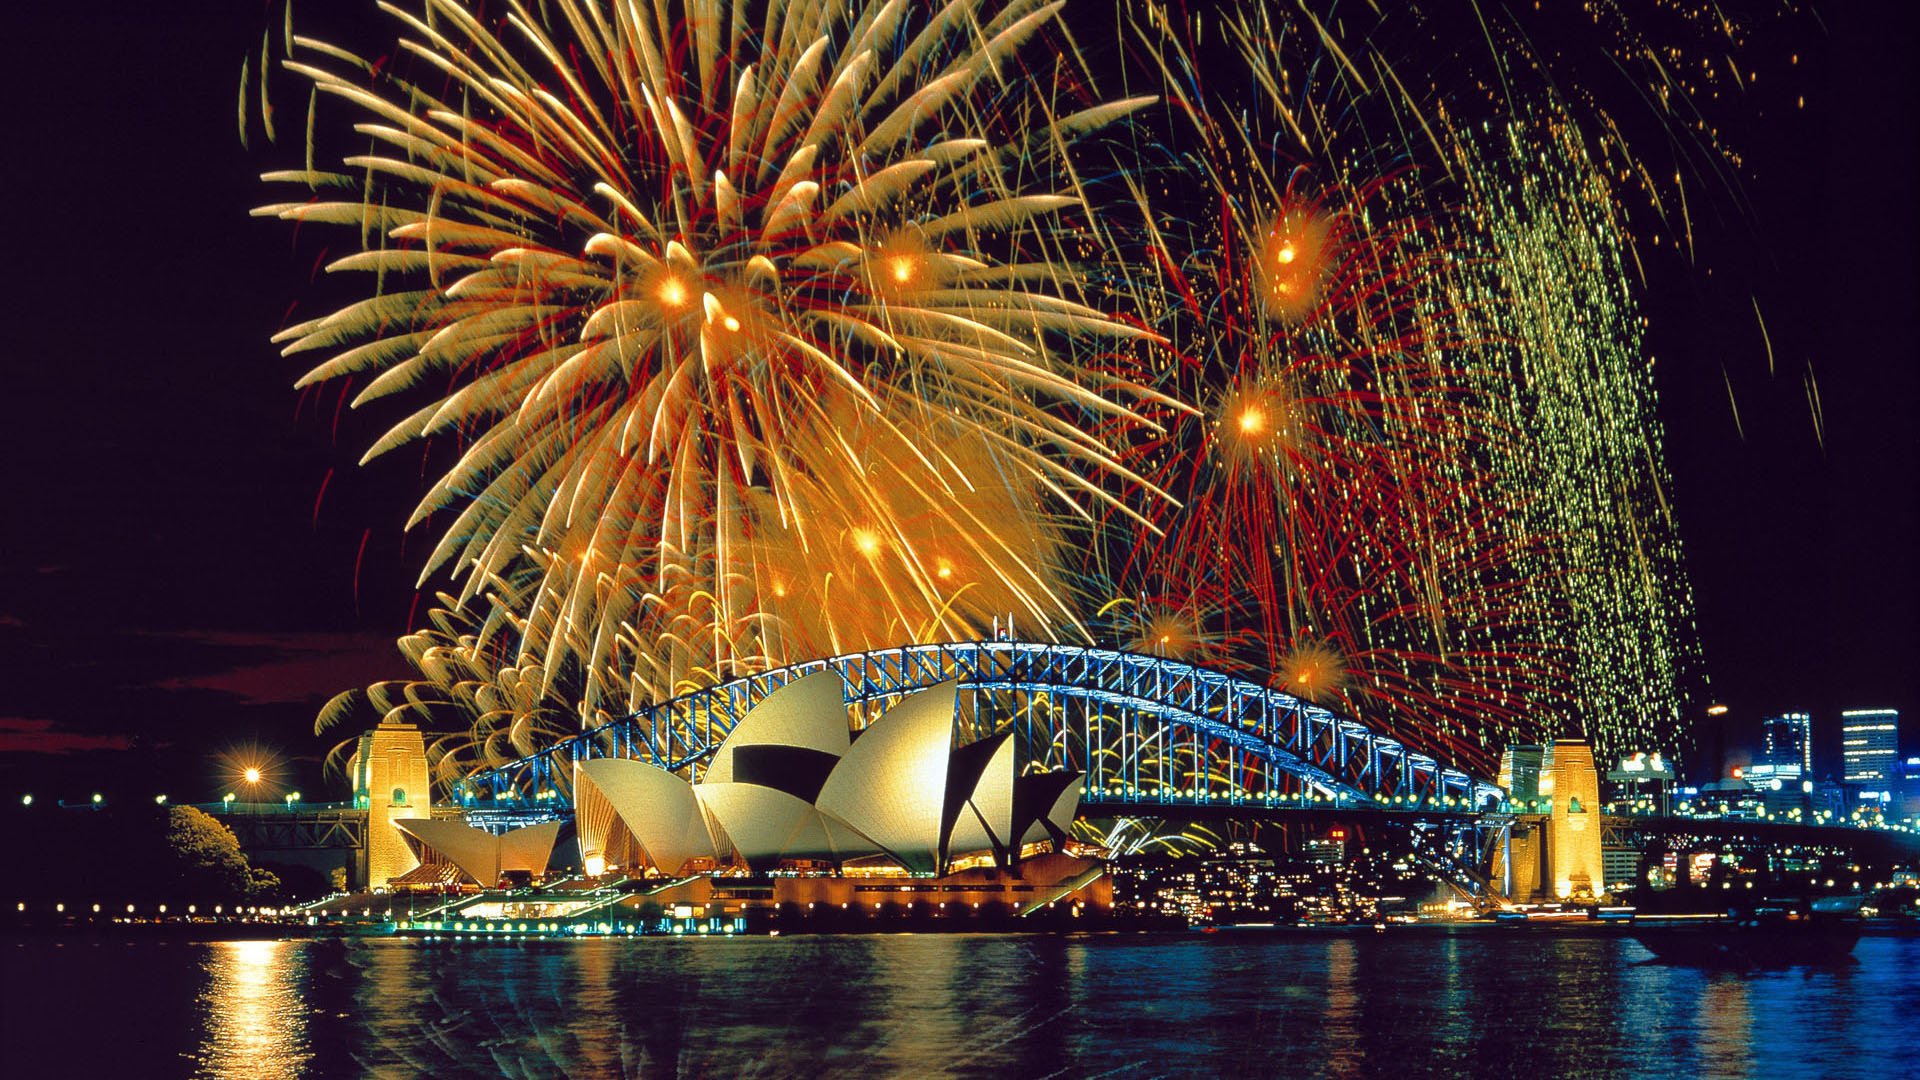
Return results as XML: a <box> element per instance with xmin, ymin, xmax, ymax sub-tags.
<box><xmin>459</xmin><ymin>641</ymin><xmax>1505</xmax><ymax>817</ymax></box>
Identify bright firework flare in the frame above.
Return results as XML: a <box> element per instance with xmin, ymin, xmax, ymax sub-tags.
<box><xmin>744</xmin><ymin>395</ymin><xmax>1075</xmax><ymax>661</ymax></box>
<box><xmin>258</xmin><ymin>0</ymin><xmax>1178</xmax><ymax>728</ymax></box>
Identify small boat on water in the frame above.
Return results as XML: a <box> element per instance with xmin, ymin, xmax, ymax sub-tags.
<box><xmin>1630</xmin><ymin>896</ymin><xmax>1863</xmax><ymax>967</ymax></box>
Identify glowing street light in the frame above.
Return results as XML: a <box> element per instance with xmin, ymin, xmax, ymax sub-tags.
<box><xmin>244</xmin><ymin>767</ymin><xmax>262</xmax><ymax>786</ymax></box>
<box><xmin>90</xmin><ymin>793</ymin><xmax>103</xmax><ymax>806</ymax></box>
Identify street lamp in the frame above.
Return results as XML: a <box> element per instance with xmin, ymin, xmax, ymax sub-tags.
<box><xmin>90</xmin><ymin>793</ymin><xmax>103</xmax><ymax>806</ymax></box>
<box><xmin>222</xmin><ymin>792</ymin><xmax>236</xmax><ymax>811</ymax></box>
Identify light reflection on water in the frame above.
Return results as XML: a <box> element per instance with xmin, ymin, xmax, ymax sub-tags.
<box><xmin>6</xmin><ymin>932</ymin><xmax>1919</xmax><ymax>1077</ymax></box>
<box><xmin>196</xmin><ymin>940</ymin><xmax>311</xmax><ymax>1078</ymax></box>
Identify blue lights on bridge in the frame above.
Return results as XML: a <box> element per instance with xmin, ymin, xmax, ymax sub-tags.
<box><xmin>462</xmin><ymin>641</ymin><xmax>1508</xmax><ymax>814</ymax></box>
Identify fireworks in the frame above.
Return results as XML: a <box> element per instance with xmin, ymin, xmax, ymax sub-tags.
<box><xmin>255</xmin><ymin>0</ymin><xmax>1766</xmax><ymax>786</ymax></box>
<box><xmin>261</xmin><ymin>0</ymin><xmax>1165</xmax><ymax>733</ymax></box>
<box><xmin>1088</xmin><ymin>0</ymin><xmax>1738</xmax><ymax>771</ymax></box>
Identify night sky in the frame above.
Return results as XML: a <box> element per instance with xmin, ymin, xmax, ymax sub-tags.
<box><xmin>0</xmin><ymin>1</ymin><xmax>1912</xmax><ymax>803</ymax></box>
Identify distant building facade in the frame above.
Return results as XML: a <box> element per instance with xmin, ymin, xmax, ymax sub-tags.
<box><xmin>1841</xmin><ymin>709</ymin><xmax>1899</xmax><ymax>785</ymax></box>
<box><xmin>1759</xmin><ymin>712</ymin><xmax>1812</xmax><ymax>775</ymax></box>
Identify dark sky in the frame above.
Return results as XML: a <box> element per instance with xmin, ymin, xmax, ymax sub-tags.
<box><xmin>0</xmin><ymin>1</ymin><xmax>1912</xmax><ymax>803</ymax></box>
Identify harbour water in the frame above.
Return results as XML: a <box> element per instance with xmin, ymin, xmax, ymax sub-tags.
<box><xmin>6</xmin><ymin>930</ymin><xmax>1919</xmax><ymax>1077</ymax></box>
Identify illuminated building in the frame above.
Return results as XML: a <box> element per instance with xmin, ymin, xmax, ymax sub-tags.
<box><xmin>1760</xmin><ymin>712</ymin><xmax>1813</xmax><ymax>775</ymax></box>
<box><xmin>1495</xmin><ymin>745</ymin><xmax>1546</xmax><ymax>899</ymax></box>
<box><xmin>1841</xmin><ymin>709</ymin><xmax>1900</xmax><ymax>784</ymax></box>
<box><xmin>1605</xmin><ymin>751</ymin><xmax>1676</xmax><ymax>815</ymax></box>
<box><xmin>394</xmin><ymin>819</ymin><xmax>563</xmax><ymax>889</ymax></box>
<box><xmin>1110</xmin><ymin>838</ymin><xmax>1427</xmax><ymax>925</ymax></box>
<box><xmin>1302</xmin><ymin>831</ymin><xmax>1347</xmax><ymax>866</ymax></box>
<box><xmin>1601</xmin><ymin>845</ymin><xmax>1642</xmax><ymax>895</ymax></box>
<box><xmin>1681</xmin><ymin>777</ymin><xmax>1765</xmax><ymax>821</ymax></box>
<box><xmin>576</xmin><ymin>673</ymin><xmax>1079</xmax><ymax>876</ymax></box>
<box><xmin>348</xmin><ymin>720</ymin><xmax>430</xmax><ymax>889</ymax></box>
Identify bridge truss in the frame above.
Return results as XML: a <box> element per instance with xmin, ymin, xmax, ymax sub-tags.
<box><xmin>461</xmin><ymin>641</ymin><xmax>1505</xmax><ymax>815</ymax></box>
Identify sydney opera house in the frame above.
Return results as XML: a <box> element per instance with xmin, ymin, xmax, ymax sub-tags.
<box><xmin>383</xmin><ymin>673</ymin><xmax>1109</xmax><ymax>926</ymax></box>
<box><xmin>578</xmin><ymin>673</ymin><xmax>1083</xmax><ymax>877</ymax></box>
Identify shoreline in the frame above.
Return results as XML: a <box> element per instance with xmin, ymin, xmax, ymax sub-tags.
<box><xmin>10</xmin><ymin>917</ymin><xmax>1918</xmax><ymax>942</ymax></box>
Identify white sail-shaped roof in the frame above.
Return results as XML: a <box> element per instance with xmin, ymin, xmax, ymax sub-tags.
<box><xmin>1020</xmin><ymin>775</ymin><xmax>1085</xmax><ymax>847</ymax></box>
<box><xmin>395</xmin><ymin>818</ymin><xmax>559</xmax><ymax>886</ymax></box>
<box><xmin>497</xmin><ymin>821</ymin><xmax>563</xmax><ymax>874</ymax></box>
<box><xmin>815</xmin><ymin>681</ymin><xmax>959</xmax><ymax>874</ymax></box>
<box><xmin>579</xmin><ymin>758</ymin><xmax>717</xmax><ymax>875</ymax></box>
<box><xmin>947</xmin><ymin>734</ymin><xmax>1016</xmax><ymax>861</ymax></box>
<box><xmin>703</xmin><ymin>669</ymin><xmax>849</xmax><ymax>784</ymax></box>
<box><xmin>697</xmin><ymin>782</ymin><xmax>883</xmax><ymax>867</ymax></box>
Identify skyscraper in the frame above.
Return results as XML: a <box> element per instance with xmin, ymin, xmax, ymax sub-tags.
<box><xmin>1760</xmin><ymin>712</ymin><xmax>1813</xmax><ymax>774</ymax></box>
<box><xmin>1841</xmin><ymin>709</ymin><xmax>1900</xmax><ymax>785</ymax></box>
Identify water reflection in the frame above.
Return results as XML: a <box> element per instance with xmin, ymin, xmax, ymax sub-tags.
<box><xmin>1322</xmin><ymin>937</ymin><xmax>1364</xmax><ymax>1077</ymax></box>
<box><xmin>11</xmin><ymin>933</ymin><xmax>1915</xmax><ymax>1078</ymax></box>
<box><xmin>1695</xmin><ymin>974</ymin><xmax>1755</xmax><ymax>1078</ymax></box>
<box><xmin>196</xmin><ymin>940</ymin><xmax>310</xmax><ymax>1078</ymax></box>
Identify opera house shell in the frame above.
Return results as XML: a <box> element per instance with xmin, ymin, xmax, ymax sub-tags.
<box><xmin>581</xmin><ymin>674</ymin><xmax>1083</xmax><ymax>876</ymax></box>
<box><xmin>393</xmin><ymin>818</ymin><xmax>563</xmax><ymax>888</ymax></box>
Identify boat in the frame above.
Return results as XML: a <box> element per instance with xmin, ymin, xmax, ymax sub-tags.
<box><xmin>1630</xmin><ymin>896</ymin><xmax>1863</xmax><ymax>967</ymax></box>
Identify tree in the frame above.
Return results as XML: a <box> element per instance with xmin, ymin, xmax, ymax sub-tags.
<box><xmin>163</xmin><ymin>806</ymin><xmax>275</xmax><ymax>903</ymax></box>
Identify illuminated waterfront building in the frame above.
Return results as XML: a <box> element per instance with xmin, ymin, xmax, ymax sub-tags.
<box><xmin>1495</xmin><ymin>745</ymin><xmax>1546</xmax><ymax>898</ymax></box>
<box><xmin>571</xmin><ymin>673</ymin><xmax>1080</xmax><ymax>876</ymax></box>
<box><xmin>1681</xmin><ymin>776</ymin><xmax>1765</xmax><ymax>821</ymax></box>
<box><xmin>381</xmin><ymin>674</ymin><xmax>1103</xmax><ymax>924</ymax></box>
<box><xmin>394</xmin><ymin>819</ymin><xmax>563</xmax><ymax>889</ymax></box>
<box><xmin>1841</xmin><ymin>709</ymin><xmax>1900</xmax><ymax>784</ymax></box>
<box><xmin>1111</xmin><ymin>839</ymin><xmax>1426</xmax><ymax>925</ymax></box>
<box><xmin>1601</xmin><ymin>844</ymin><xmax>1642</xmax><ymax>895</ymax></box>
<box><xmin>1499</xmin><ymin>746</ymin><xmax>1545</xmax><ymax>806</ymax></box>
<box><xmin>1302</xmin><ymin>832</ymin><xmax>1347</xmax><ymax>866</ymax></box>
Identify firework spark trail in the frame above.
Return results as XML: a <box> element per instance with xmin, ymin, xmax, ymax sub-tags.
<box><xmin>1445</xmin><ymin>109</ymin><xmax>1706</xmax><ymax>759</ymax></box>
<box><xmin>262</xmin><ymin>0</ymin><xmax>1173</xmax><ymax>748</ymax></box>
<box><xmin>1105</xmin><ymin>5</ymin><xmax>1574</xmax><ymax>777</ymax></box>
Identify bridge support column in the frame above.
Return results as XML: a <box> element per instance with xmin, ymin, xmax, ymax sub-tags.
<box><xmin>350</xmin><ymin>720</ymin><xmax>431</xmax><ymax>890</ymax></box>
<box><xmin>1542</xmin><ymin>740</ymin><xmax>1604</xmax><ymax>900</ymax></box>
<box><xmin>1490</xmin><ymin>817</ymin><xmax>1545</xmax><ymax>902</ymax></box>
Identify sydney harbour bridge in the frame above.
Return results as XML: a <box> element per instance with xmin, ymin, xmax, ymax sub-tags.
<box><xmin>464</xmin><ymin>638</ymin><xmax>1503</xmax><ymax>813</ymax></box>
<box><xmin>217</xmin><ymin>638</ymin><xmax>1914</xmax><ymax>911</ymax></box>
<box><xmin>416</xmin><ymin>637</ymin><xmax>1913</xmax><ymax>910</ymax></box>
<box><xmin>449</xmin><ymin>638</ymin><xmax>1534</xmax><ymax>905</ymax></box>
